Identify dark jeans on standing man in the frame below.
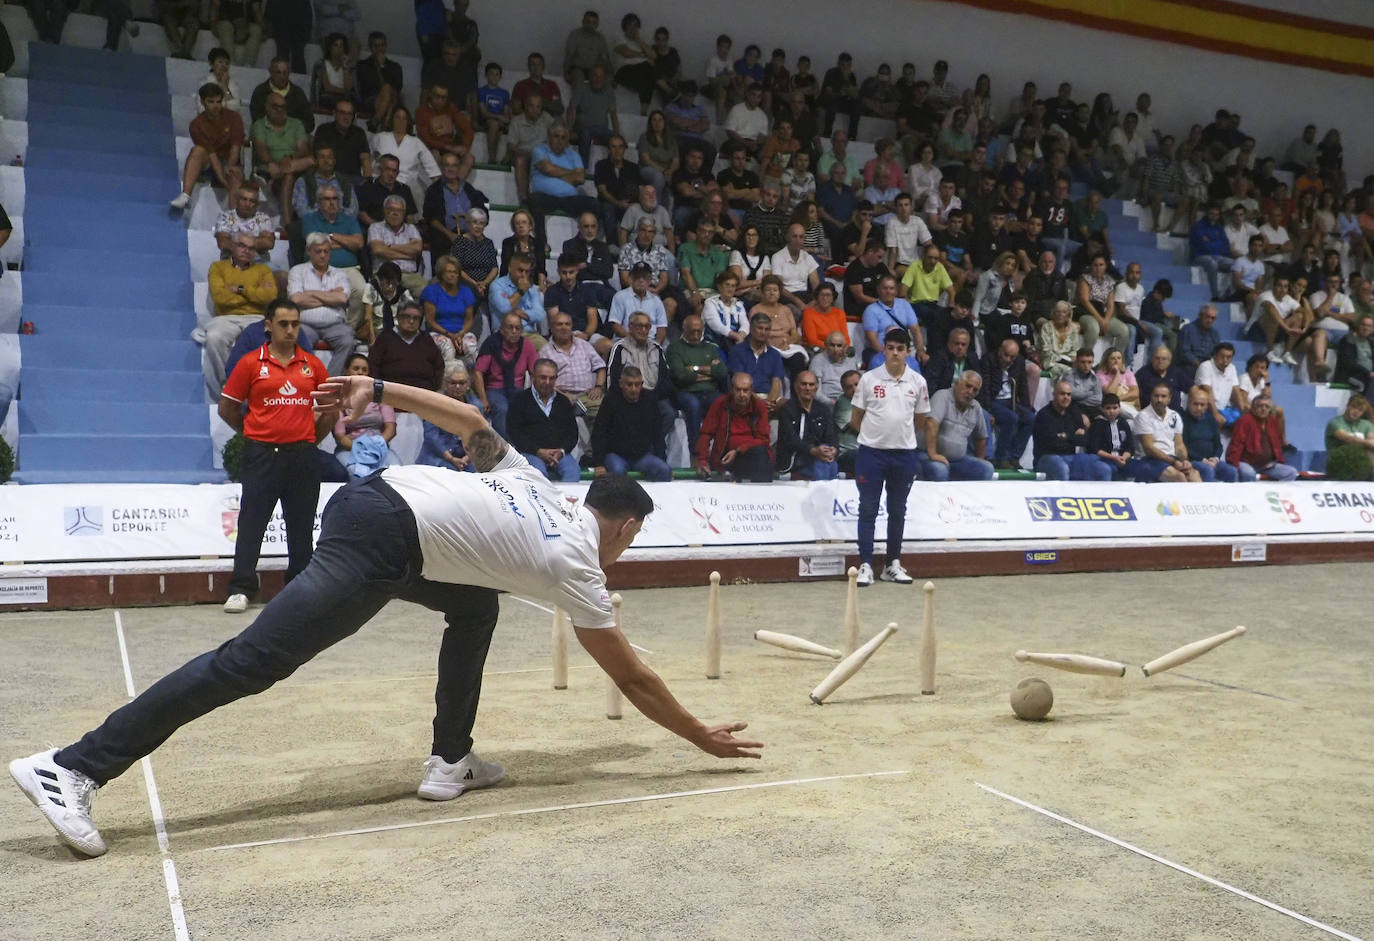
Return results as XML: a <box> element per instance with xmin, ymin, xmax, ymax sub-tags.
<box><xmin>229</xmin><ymin>439</ymin><xmax>322</xmax><ymax>597</ymax></box>
<box><xmin>56</xmin><ymin>475</ymin><xmax>500</xmax><ymax>784</ymax></box>
<box><xmin>855</xmin><ymin>444</ymin><xmax>918</xmax><ymax>565</ymax></box>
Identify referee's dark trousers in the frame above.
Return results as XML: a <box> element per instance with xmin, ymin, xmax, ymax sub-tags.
<box><xmin>229</xmin><ymin>438</ymin><xmax>322</xmax><ymax>596</ymax></box>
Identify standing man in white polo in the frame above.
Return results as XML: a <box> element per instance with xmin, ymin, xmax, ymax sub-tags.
<box><xmin>849</xmin><ymin>326</ymin><xmax>931</xmax><ymax>587</ymax></box>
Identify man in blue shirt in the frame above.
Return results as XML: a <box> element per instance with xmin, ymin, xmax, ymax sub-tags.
<box><xmin>488</xmin><ymin>252</ymin><xmax>546</xmax><ymax>343</ymax></box>
<box><xmin>726</xmin><ymin>314</ymin><xmax>785</xmax><ymax>412</ymax></box>
<box><xmin>1189</xmin><ymin>203</ymin><xmax>1232</xmax><ymax>300</ymax></box>
<box><xmin>301</xmin><ymin>185</ymin><xmax>366</xmax><ymax>324</ymax></box>
<box><xmin>861</xmin><ymin>274</ymin><xmax>924</xmax><ymax>359</ymax></box>
<box><xmin>608</xmin><ymin>263</ymin><xmax>669</xmax><ymax>344</ymax></box>
<box><xmin>529</xmin><ymin>123</ymin><xmax>600</xmax><ymax>245</ymax></box>
<box><xmin>1175</xmin><ymin>303</ymin><xmax>1221</xmax><ymax>371</ymax></box>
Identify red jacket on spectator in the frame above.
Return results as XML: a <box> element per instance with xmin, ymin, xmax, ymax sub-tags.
<box><xmin>1225</xmin><ymin>412</ymin><xmax>1286</xmax><ymax>468</ymax></box>
<box><xmin>695</xmin><ymin>394</ymin><xmax>772</xmax><ymax>469</ymax></box>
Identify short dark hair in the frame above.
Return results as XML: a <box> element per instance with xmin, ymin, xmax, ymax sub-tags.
<box><xmin>368</xmin><ymin>31</ymin><xmax>387</xmax><ymax>43</ymax></box>
<box><xmin>1246</xmin><ymin>352</ymin><xmax>1268</xmax><ymax>370</ymax></box>
<box><xmin>1076</xmin><ymin>347</ymin><xmax>1095</xmax><ymax>359</ymax></box>
<box><xmin>1153</xmin><ymin>279</ymin><xmax>1174</xmax><ymax>298</ymax></box>
<box><xmin>1213</xmin><ymin>341</ymin><xmax>1235</xmax><ymax>356</ymax></box>
<box><xmin>207</xmin><ymin>47</ymin><xmax>230</xmax><ymax>65</ymax></box>
<box><xmin>374</xmin><ymin>261</ymin><xmax>403</xmax><ymax>282</ymax></box>
<box><xmin>198</xmin><ymin>82</ymin><xmax>224</xmax><ymax>102</ymax></box>
<box><xmin>1101</xmin><ymin>392</ymin><xmax>1120</xmax><ymax>407</ymax></box>
<box><xmin>265</xmin><ymin>297</ymin><xmax>299</xmax><ymax>322</ymax></box>
<box><xmin>486</xmin><ymin>61</ymin><xmax>502</xmax><ymax>74</ymax></box>
<box><xmin>557</xmin><ymin>252</ymin><xmax>580</xmax><ymax>269</ymax></box>
<box><xmin>716</xmin><ymin>33</ymin><xmax>732</xmax><ymax>45</ymax></box>
<box><xmin>883</xmin><ymin>327</ymin><xmax>911</xmax><ymax>348</ymax></box>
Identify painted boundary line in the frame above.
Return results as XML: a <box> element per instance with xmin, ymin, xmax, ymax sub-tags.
<box><xmin>510</xmin><ymin>595</ymin><xmax>655</xmax><ymax>655</ymax></box>
<box><xmin>202</xmin><ymin>770</ymin><xmax>911</xmax><ymax>853</ymax></box>
<box><xmin>115</xmin><ymin>612</ymin><xmax>190</xmax><ymax>941</ymax></box>
<box><xmin>976</xmin><ymin>782</ymin><xmax>1363</xmax><ymax>941</ymax></box>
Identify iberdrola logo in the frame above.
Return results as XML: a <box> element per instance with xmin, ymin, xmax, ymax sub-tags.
<box><xmin>1156</xmin><ymin>500</ymin><xmax>1181</xmax><ymax>516</ymax></box>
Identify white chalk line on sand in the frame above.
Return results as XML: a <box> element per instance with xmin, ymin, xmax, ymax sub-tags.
<box><xmin>201</xmin><ymin>770</ymin><xmax>910</xmax><ymax>853</ymax></box>
<box><xmin>976</xmin><ymin>782</ymin><xmax>1364</xmax><ymax>941</ymax></box>
<box><xmin>510</xmin><ymin>594</ymin><xmax>655</xmax><ymax>655</ymax></box>
<box><xmin>115</xmin><ymin>612</ymin><xmax>190</xmax><ymax>941</ymax></box>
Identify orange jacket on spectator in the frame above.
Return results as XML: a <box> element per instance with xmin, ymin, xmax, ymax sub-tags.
<box><xmin>1225</xmin><ymin>412</ymin><xmax>1286</xmax><ymax>468</ymax></box>
<box><xmin>696</xmin><ymin>394</ymin><xmax>772</xmax><ymax>469</ymax></box>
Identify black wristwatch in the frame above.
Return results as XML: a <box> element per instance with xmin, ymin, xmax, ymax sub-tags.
<box><xmin>372</xmin><ymin>379</ymin><xmax>384</xmax><ymax>404</ymax></box>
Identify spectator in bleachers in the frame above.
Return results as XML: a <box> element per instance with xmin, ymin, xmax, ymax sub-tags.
<box><xmin>1036</xmin><ymin>300</ymin><xmax>1081</xmax><ymax>381</ymax></box>
<box><xmin>617</xmin><ymin>226</ymin><xmax>678</xmax><ymax>331</ymax></box>
<box><xmin>251</xmin><ymin>92</ymin><xmax>314</xmax><ymax>225</ymax></box>
<box><xmin>173</xmin><ymin>83</ymin><xmax>245</xmax><ymax>211</ymax></box>
<box><xmin>373</xmin><ymin>106</ymin><xmax>441</xmax><ymax>196</ymax></box>
<box><xmin>695</xmin><ymin>371</ymin><xmax>773</xmax><ymax>482</ymax></box>
<box><xmin>727</xmin><ymin>313</ymin><xmax>786</xmax><ymax>413</ymax></box>
<box><xmin>544</xmin><ymin>254</ymin><xmax>604</xmax><ymax>353</ymax></box>
<box><xmin>1189</xmin><ymin>203</ymin><xmax>1231</xmax><ymax>300</ymax></box>
<box><xmin>1226</xmin><ymin>394</ymin><xmax>1296</xmax><ymax>482</ymax></box>
<box><xmin>418</xmin><ymin>37</ymin><xmax>467</xmax><ymax>109</ymax></box>
<box><xmin>973</xmin><ymin>250</ymin><xmax>1016</xmax><ymax>322</ymax></box>
<box><xmin>716</xmin><ymin>148</ymin><xmax>760</xmax><ymax>217</ymax></box>
<box><xmin>832</xmin><ymin>368</ymin><xmax>862</xmax><ymax>475</ymax></box>
<box><xmin>1173</xmin><ymin>304</ymin><xmax>1222</xmax><ymax>374</ymax></box>
<box><xmin>503</xmin><ymin>95</ymin><xmax>554</xmax><ymax>204</ymax></box>
<box><xmin>885</xmin><ymin>193</ymin><xmax>934</xmax><ymax>279</ymax></box>
<box><xmin>610</xmin><ymin>14</ymin><xmax>656</xmax><ymax>115</ymax></box>
<box><xmin>832</xmin><ymin>200</ymin><xmax>879</xmax><ymax>268</ymax></box>
<box><xmin>666</xmin><ymin>82</ymin><xmax>712</xmax><ymax>165</ymax></box>
<box><xmin>267</xmin><ymin>0</ymin><xmax>311</xmax><ymax>74</ymax></box>
<box><xmin>1255</xmin><ymin>274</ymin><xmax>1321</xmax><ymax>369</ymax></box>
<box><xmin>507</xmin><ymin>359</ymin><xmax>582</xmax><ymax>482</ymax></box>
<box><xmin>311</xmin><ymin>33</ymin><xmax>359</xmax><ymax>112</ymax></box>
<box><xmin>1194</xmin><ymin>341</ymin><xmax>1240</xmax><ymax>424</ymax></box>
<box><xmin>1228</xmin><ymin>233</ymin><xmax>1266</xmax><ymax>308</ymax></box>
<box><xmin>1136</xmin><ymin>343</ymin><xmax>1189</xmax><ymax>411</ymax></box>
<box><xmin>300</xmin><ymin>184</ymin><xmax>365</xmax><ymax>318</ymax></box>
<box><xmin>499</xmin><ymin>209</ymin><xmax>548</xmax><ymax>284</ymax></box>
<box><xmin>751</xmin><ymin>275</ymin><xmax>808</xmax><ymax>379</ymax></box>
<box><xmin>860</xmin><ymin>65</ymin><xmax>899</xmax><ymax>122</ymax></box>
<box><xmin>360</xmin><ymin>260</ymin><xmax>413</xmax><ymax>344</ymax></box>
<box><xmin>1259</xmin><ymin>204</ymin><xmax>1295</xmax><ymax>267</ymax></box>
<box><xmin>1097</xmin><ymin>348</ymin><xmax>1140</xmax><ymax>416</ymax></box>
<box><xmin>288</xmin><ymin>231</ymin><xmax>357</xmax><ymax>367</ymax></box>
<box><xmin>1075</xmin><ymin>253</ymin><xmax>1131</xmax><ymax>354</ymax></box>
<box><xmin>918</xmin><ymin>371</ymin><xmax>993</xmax><ymax>481</ymax></box>
<box><xmin>933</xmin><ymin>210</ymin><xmax>974</xmax><ymax>287</ymax></box>
<box><xmin>923</xmin><ymin>325</ymin><xmax>981</xmax><ymax>394</ymax></box>
<box><xmin>982</xmin><ymin>291</ymin><xmax>1038</xmax><ymax>386</ymax></box>
<box><xmin>802</xmin><ymin>284</ymin><xmax>846</xmax><ymax>350</ymax></box>
<box><xmin>844</xmin><ymin>243</ymin><xmax>892</xmax><ymax>331</ymax></box>
<box><xmin>1224</xmin><ymin>201</ymin><xmax>1260</xmax><ymax>260</ymax></box>
<box><xmin>901</xmin><ymin>242</ymin><xmax>955</xmax><ymax>320</ymax></box>
<box><xmin>529</xmin><ymin>123</ymin><xmax>600</xmax><ymax>246</ymax></box>
<box><xmin>357</xmin><ymin>154</ymin><xmax>419</xmax><ymax>227</ymax></box>
<box><xmin>568</xmin><ymin>64</ymin><xmax>620</xmax><ymax>166</ymax></box>
<box><xmin>592</xmin><ymin>365</ymin><xmax>672</xmax><ymax>480</ymax></box>
<box><xmin>780</xmin><ymin>150</ymin><xmax>817</xmax><ymax>215</ymax></box>
<box><xmin>776</xmin><ymin>371</ymin><xmax>840</xmax><ymax>480</ymax></box>
<box><xmin>619</xmin><ymin>183</ymin><xmax>673</xmax><ymax>251</ymax></box>
<box><xmin>724</xmin><ymin>83</ymin><xmax>770</xmax><ymax>161</ymax></box>
<box><xmin>699</xmin><ymin>272</ymin><xmax>747</xmax><ymax>350</ymax></box>
<box><xmin>356</xmin><ymin>30</ymin><xmax>402</xmax><ymax>132</ymax></box>
<box><xmin>1131</xmin><ymin>382</ymin><xmax>1202</xmax><ymax>481</ymax></box>
<box><xmin>818</xmin><ymin>53</ymin><xmax>860</xmax><ymax>139</ymax></box>
<box><xmin>743</xmin><ymin>182</ymin><xmax>790</xmax><ymax>257</ymax></box>
<box><xmin>669</xmin><ymin>146</ymin><xmax>712</xmax><ymax>231</ymax></box>
<box><xmin>198</xmin><ymin>47</ymin><xmax>243</xmax><ymax>113</ymax></box>
<box><xmin>315</xmin><ymin>1</ymin><xmax>361</xmax><ymax>55</ymax></box>
<box><xmin>158</xmin><ymin>0</ymin><xmax>200</xmax><ymax>59</ymax></box>
<box><xmin>591</xmin><ymin>134</ymin><xmax>641</xmax><ymax>241</ymax></box>
<box><xmin>367</xmin><ymin>196</ymin><xmax>427</xmax><ymax>294</ymax></box>
<box><xmin>291</xmin><ymin>144</ymin><xmax>357</xmax><ymax>220</ymax></box>
<box><xmin>607</xmin><ymin>310</ymin><xmax>676</xmax><ymax>441</ymax></box>
<box><xmin>204</xmin><ymin>233</ymin><xmax>280</xmax><ymax>398</ymax></box>
<box><xmin>1325</xmin><ymin>394</ymin><xmax>1374</xmax><ymax>454</ymax></box>
<box><xmin>540</xmin><ymin>310</ymin><xmax>607</xmax><ymax>415</ymax></box>
<box><xmin>1334</xmin><ymin>314</ymin><xmax>1374</xmax><ymax>391</ymax></box>
<box><xmin>415</xmin><ymin>83</ymin><xmax>475</xmax><ymax>176</ymax></box>
<box><xmin>678</xmin><ymin>220</ymin><xmax>730</xmax><ymax>319</ymax></box>
<box><xmin>418</xmin><ymin>363</ymin><xmax>479</xmax><ymax>469</ymax></box>
<box><xmin>817</xmin><ymin>140</ymin><xmax>861</xmax><ymax>224</ymax></box>
<box><xmin>563</xmin><ymin>10</ymin><xmax>613</xmax><ymax>86</ymax></box>
<box><xmin>488</xmin><ymin>252</ymin><xmax>546</xmax><ymax>345</ymax></box>
<box><xmin>667</xmin><ymin>313</ymin><xmax>727</xmax><ymax>445</ymax></box>
<box><xmin>368</xmin><ymin>299</ymin><xmax>444</xmax><ymax>392</ymax></box>
<box><xmin>422</xmin><ymin>151</ymin><xmax>488</xmax><ymax>259</ymax></box>
<box><xmin>471</xmin><ymin>311</ymin><xmax>538</xmax><ymax>437</ymax></box>
<box><xmin>810</xmin><ymin>328</ymin><xmax>861</xmax><ymax>405</ymax></box>
<box><xmin>728</xmin><ymin>224</ymin><xmax>773</xmax><ymax>305</ymax></box>
<box><xmin>980</xmin><ymin>338</ymin><xmax>1034</xmax><ymax>470</ymax></box>
<box><xmin>1032</xmin><ymin>380</ymin><xmax>1093</xmax><ymax>480</ymax></box>
<box><xmin>209</xmin><ymin>4</ymin><xmax>263</xmax><ymax>67</ymax></box>
<box><xmin>1181</xmin><ymin>386</ymin><xmax>1239</xmax><ymax>482</ymax></box>
<box><xmin>562</xmin><ymin>212</ymin><xmax>617</xmax><ymax>309</ymax></box>
<box><xmin>703</xmin><ymin>34</ymin><xmax>734</xmax><ymax>122</ymax></box>
<box><xmin>314</xmin><ymin>99</ymin><xmax>372</xmax><ymax>185</ymax></box>
<box><xmin>510</xmin><ymin>52</ymin><xmax>563</xmax><ymax>118</ymax></box>
<box><xmin>771</xmin><ymin>224</ymin><xmax>820</xmax><ymax>308</ymax></box>
<box><xmin>637</xmin><ymin>111</ymin><xmax>678</xmax><ymax>202</ymax></box>
<box><xmin>251</xmin><ymin>58</ymin><xmax>314</xmax><ymax>131</ymax></box>
<box><xmin>649</xmin><ymin>27</ymin><xmax>681</xmax><ymax>103</ymax></box>
<box><xmin>759</xmin><ymin>119</ymin><xmax>800</xmax><ymax>184</ymax></box>
<box><xmin>793</xmin><ymin>201</ymin><xmax>830</xmax><ymax>267</ymax></box>
<box><xmin>1233</xmin><ymin>353</ymin><xmax>1271</xmax><ymax>414</ymax></box>
<box><xmin>689</xmin><ymin>191</ymin><xmax>739</xmax><ymax>249</ymax></box>
<box><xmin>1084</xmin><ymin>393</ymin><xmax>1149</xmax><ymax>480</ymax></box>
<box><xmin>1066</xmin><ymin>347</ymin><xmax>1103</xmax><ymax>419</ymax></box>
<box><xmin>1020</xmin><ymin>248</ymin><xmax>1065</xmax><ymax>320</ymax></box>
<box><xmin>214</xmin><ymin>181</ymin><xmax>277</xmax><ymax>263</ymax></box>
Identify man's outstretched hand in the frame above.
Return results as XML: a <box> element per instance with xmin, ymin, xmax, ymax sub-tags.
<box><xmin>696</xmin><ymin>721</ymin><xmax>764</xmax><ymax>759</ymax></box>
<box><xmin>313</xmin><ymin>375</ymin><xmax>370</xmax><ymax>424</ymax></box>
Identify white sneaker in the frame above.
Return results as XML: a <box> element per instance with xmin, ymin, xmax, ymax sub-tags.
<box><xmin>169</xmin><ymin>191</ymin><xmax>190</xmax><ymax>210</ymax></box>
<box><xmin>881</xmin><ymin>560</ymin><xmax>914</xmax><ymax>584</ymax></box>
<box><xmin>1282</xmin><ymin>351</ymin><xmax>1299</xmax><ymax>366</ymax></box>
<box><xmin>1266</xmin><ymin>346</ymin><xmax>1285</xmax><ymax>364</ymax></box>
<box><xmin>855</xmin><ymin>562</ymin><xmax>875</xmax><ymax>587</ymax></box>
<box><xmin>9</xmin><ymin>749</ymin><xmax>106</xmax><ymax>857</ymax></box>
<box><xmin>222</xmin><ymin>593</ymin><xmax>248</xmax><ymax>613</ymax></box>
<box><xmin>417</xmin><ymin>751</ymin><xmax>506</xmax><ymax>801</ymax></box>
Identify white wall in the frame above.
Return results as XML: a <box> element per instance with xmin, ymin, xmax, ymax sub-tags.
<box><xmin>356</xmin><ymin>0</ymin><xmax>1374</xmax><ymax>177</ymax></box>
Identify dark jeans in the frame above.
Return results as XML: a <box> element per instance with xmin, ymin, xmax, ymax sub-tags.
<box><xmin>988</xmin><ymin>399</ymin><xmax>1035</xmax><ymax>465</ymax></box>
<box><xmin>676</xmin><ymin>388</ymin><xmax>720</xmax><ymax>447</ymax></box>
<box><xmin>855</xmin><ymin>444</ymin><xmax>918</xmax><ymax>565</ymax></box>
<box><xmin>229</xmin><ymin>439</ymin><xmax>321</xmax><ymax>597</ymax></box>
<box><xmin>726</xmin><ymin>444</ymin><xmax>775</xmax><ymax>482</ymax></box>
<box><xmin>57</xmin><ymin>476</ymin><xmax>500</xmax><ymax>784</ymax></box>
<box><xmin>823</xmin><ymin>97</ymin><xmax>861</xmax><ymax>138</ymax></box>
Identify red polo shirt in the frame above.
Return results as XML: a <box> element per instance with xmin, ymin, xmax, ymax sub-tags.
<box><xmin>221</xmin><ymin>344</ymin><xmax>329</xmax><ymax>444</ymax></box>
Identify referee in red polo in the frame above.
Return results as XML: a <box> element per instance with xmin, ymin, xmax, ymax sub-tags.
<box><xmin>218</xmin><ymin>298</ymin><xmax>332</xmax><ymax>613</ymax></box>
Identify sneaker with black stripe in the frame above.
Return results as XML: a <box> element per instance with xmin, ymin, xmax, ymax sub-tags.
<box><xmin>9</xmin><ymin>749</ymin><xmax>107</xmax><ymax>857</ymax></box>
<box><xmin>417</xmin><ymin>751</ymin><xmax>506</xmax><ymax>801</ymax></box>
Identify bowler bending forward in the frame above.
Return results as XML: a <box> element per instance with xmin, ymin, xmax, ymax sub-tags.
<box><xmin>9</xmin><ymin>376</ymin><xmax>761</xmax><ymax>858</ymax></box>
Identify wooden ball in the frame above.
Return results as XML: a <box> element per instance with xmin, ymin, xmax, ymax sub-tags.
<box><xmin>1010</xmin><ymin>677</ymin><xmax>1054</xmax><ymax>721</ymax></box>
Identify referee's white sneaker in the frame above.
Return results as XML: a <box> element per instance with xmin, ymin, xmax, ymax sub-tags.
<box><xmin>223</xmin><ymin>593</ymin><xmax>248</xmax><ymax>613</ymax></box>
<box><xmin>9</xmin><ymin>749</ymin><xmax>107</xmax><ymax>857</ymax></box>
<box><xmin>855</xmin><ymin>562</ymin><xmax>875</xmax><ymax>587</ymax></box>
<box><xmin>417</xmin><ymin>751</ymin><xmax>506</xmax><ymax>801</ymax></box>
<box><xmin>881</xmin><ymin>560</ymin><xmax>914</xmax><ymax>584</ymax></box>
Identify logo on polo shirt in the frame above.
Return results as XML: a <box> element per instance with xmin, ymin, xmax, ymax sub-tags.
<box><xmin>259</xmin><ymin>364</ymin><xmax>269</xmax><ymax>377</ymax></box>
<box><xmin>1026</xmin><ymin>496</ymin><xmax>1136</xmax><ymax>522</ymax></box>
<box><xmin>300</xmin><ymin>364</ymin><xmax>313</xmax><ymax>377</ymax></box>
<box><xmin>280</xmin><ymin>380</ymin><xmax>298</xmax><ymax>395</ymax></box>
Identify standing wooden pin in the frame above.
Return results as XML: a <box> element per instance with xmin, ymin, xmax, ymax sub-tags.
<box><xmin>810</xmin><ymin>623</ymin><xmax>899</xmax><ymax>704</ymax></box>
<box><xmin>705</xmin><ymin>571</ymin><xmax>722</xmax><ymax>679</ymax></box>
<box><xmin>551</xmin><ymin>606</ymin><xmax>569</xmax><ymax>690</ymax></box>
<box><xmin>919</xmin><ymin>581</ymin><xmax>936</xmax><ymax>695</ymax></box>
<box><xmin>843</xmin><ymin>566</ymin><xmax>861</xmax><ymax>655</ymax></box>
<box><xmin>606</xmin><ymin>593</ymin><xmax>624</xmax><ymax>719</ymax></box>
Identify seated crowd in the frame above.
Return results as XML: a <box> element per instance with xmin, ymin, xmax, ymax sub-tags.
<box><xmin>174</xmin><ymin>5</ymin><xmax>1374</xmax><ymax>484</ymax></box>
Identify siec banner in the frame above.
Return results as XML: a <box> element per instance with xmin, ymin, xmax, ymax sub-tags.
<box><xmin>2</xmin><ymin>480</ymin><xmax>1373</xmax><ymax>563</ymax></box>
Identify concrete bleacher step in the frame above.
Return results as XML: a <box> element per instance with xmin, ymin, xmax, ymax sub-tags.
<box><xmin>21</xmin><ymin>367</ymin><xmax>203</xmax><ymax>405</ymax></box>
<box><xmin>25</xmin><ymin>168</ymin><xmax>177</xmax><ymax>202</ymax></box>
<box><xmin>29</xmin><ymin>41</ymin><xmax>167</xmax><ymax>82</ymax></box>
<box><xmin>12</xmin><ymin>467</ymin><xmax>229</xmax><ymax>485</ymax></box>
<box><xmin>20</xmin><ymin>433</ymin><xmax>216</xmax><ymax>471</ymax></box>
<box><xmin>22</xmin><ymin>274</ymin><xmax>192</xmax><ymax>311</ymax></box>
<box><xmin>22</xmin><ymin>216</ymin><xmax>188</xmax><ymax>253</ymax></box>
<box><xmin>24</xmin><ymin>102</ymin><xmax>174</xmax><ymax>136</ymax></box>
<box><xmin>24</xmin><ymin>147</ymin><xmax>177</xmax><ymax>180</ymax></box>
<box><xmin>23</xmin><ymin>305</ymin><xmax>198</xmax><ymax>338</ymax></box>
<box><xmin>26</xmin><ymin>78</ymin><xmax>170</xmax><ymax>115</ymax></box>
<box><xmin>19</xmin><ymin>400</ymin><xmax>208</xmax><ymax>437</ymax></box>
<box><xmin>24</xmin><ymin>246</ymin><xmax>192</xmax><ymax>276</ymax></box>
<box><xmin>21</xmin><ymin>336</ymin><xmax>201</xmax><ymax>372</ymax></box>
